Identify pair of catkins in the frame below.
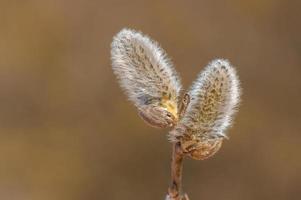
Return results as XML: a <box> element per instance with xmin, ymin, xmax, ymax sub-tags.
<box><xmin>111</xmin><ymin>28</ymin><xmax>241</xmax><ymax>161</ymax></box>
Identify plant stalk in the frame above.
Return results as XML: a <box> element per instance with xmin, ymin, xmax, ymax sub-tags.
<box><xmin>166</xmin><ymin>142</ymin><xmax>189</xmax><ymax>200</ymax></box>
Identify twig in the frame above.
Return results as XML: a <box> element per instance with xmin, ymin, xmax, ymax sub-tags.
<box><xmin>166</xmin><ymin>142</ymin><xmax>189</xmax><ymax>200</ymax></box>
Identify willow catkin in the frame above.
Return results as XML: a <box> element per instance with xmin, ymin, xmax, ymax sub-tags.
<box><xmin>169</xmin><ymin>59</ymin><xmax>241</xmax><ymax>160</ymax></box>
<box><xmin>111</xmin><ymin>29</ymin><xmax>182</xmax><ymax>128</ymax></box>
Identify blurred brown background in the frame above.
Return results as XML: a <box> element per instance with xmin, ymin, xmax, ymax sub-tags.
<box><xmin>0</xmin><ymin>0</ymin><xmax>300</xmax><ymax>199</ymax></box>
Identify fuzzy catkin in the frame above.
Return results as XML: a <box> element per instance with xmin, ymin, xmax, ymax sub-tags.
<box><xmin>111</xmin><ymin>29</ymin><xmax>181</xmax><ymax>112</ymax></box>
<box><xmin>111</xmin><ymin>29</ymin><xmax>183</xmax><ymax>128</ymax></box>
<box><xmin>169</xmin><ymin>59</ymin><xmax>241</xmax><ymax>159</ymax></box>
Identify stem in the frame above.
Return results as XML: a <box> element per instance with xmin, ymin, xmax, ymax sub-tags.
<box><xmin>166</xmin><ymin>142</ymin><xmax>189</xmax><ymax>200</ymax></box>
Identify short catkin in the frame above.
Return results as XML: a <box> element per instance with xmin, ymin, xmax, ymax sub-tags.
<box><xmin>169</xmin><ymin>59</ymin><xmax>241</xmax><ymax>160</ymax></box>
<box><xmin>111</xmin><ymin>29</ymin><xmax>182</xmax><ymax>128</ymax></box>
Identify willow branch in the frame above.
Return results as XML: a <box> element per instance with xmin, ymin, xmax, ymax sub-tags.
<box><xmin>166</xmin><ymin>142</ymin><xmax>189</xmax><ymax>200</ymax></box>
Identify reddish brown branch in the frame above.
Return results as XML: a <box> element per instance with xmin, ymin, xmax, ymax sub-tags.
<box><xmin>166</xmin><ymin>143</ymin><xmax>189</xmax><ymax>200</ymax></box>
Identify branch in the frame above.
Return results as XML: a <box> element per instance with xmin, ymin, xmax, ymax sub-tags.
<box><xmin>166</xmin><ymin>142</ymin><xmax>189</xmax><ymax>200</ymax></box>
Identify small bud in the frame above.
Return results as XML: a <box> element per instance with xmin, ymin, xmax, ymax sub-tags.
<box><xmin>138</xmin><ymin>105</ymin><xmax>177</xmax><ymax>128</ymax></box>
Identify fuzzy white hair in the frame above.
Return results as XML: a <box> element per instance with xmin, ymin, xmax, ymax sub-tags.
<box><xmin>111</xmin><ymin>28</ymin><xmax>181</xmax><ymax>109</ymax></box>
<box><xmin>169</xmin><ymin>59</ymin><xmax>241</xmax><ymax>142</ymax></box>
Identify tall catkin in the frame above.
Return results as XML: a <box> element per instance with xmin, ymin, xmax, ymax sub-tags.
<box><xmin>111</xmin><ymin>29</ymin><xmax>182</xmax><ymax>128</ymax></box>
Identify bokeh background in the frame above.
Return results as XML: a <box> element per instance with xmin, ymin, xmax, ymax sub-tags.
<box><xmin>0</xmin><ymin>0</ymin><xmax>300</xmax><ymax>199</ymax></box>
